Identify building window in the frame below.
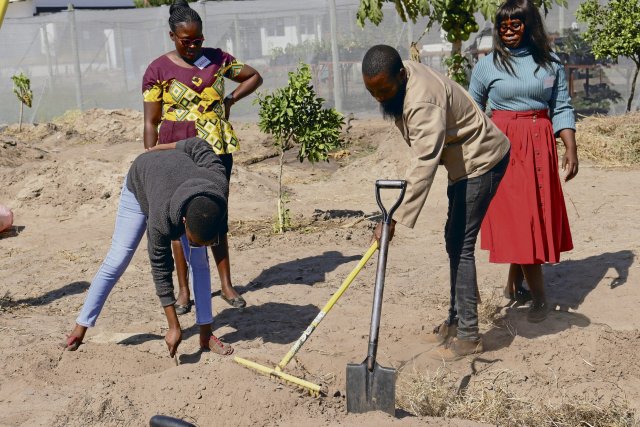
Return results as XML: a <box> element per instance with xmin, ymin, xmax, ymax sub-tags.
<box><xmin>267</xmin><ymin>18</ymin><xmax>285</xmax><ymax>37</ymax></box>
<box><xmin>300</xmin><ymin>16</ymin><xmax>315</xmax><ymax>35</ymax></box>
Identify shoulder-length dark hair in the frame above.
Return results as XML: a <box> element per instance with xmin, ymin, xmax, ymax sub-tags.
<box><xmin>492</xmin><ymin>0</ymin><xmax>559</xmax><ymax>75</ymax></box>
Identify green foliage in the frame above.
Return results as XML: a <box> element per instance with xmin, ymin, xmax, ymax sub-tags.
<box><xmin>477</xmin><ymin>0</ymin><xmax>505</xmax><ymax>22</ymax></box>
<box><xmin>356</xmin><ymin>0</ymin><xmax>566</xmax><ymax>28</ymax></box>
<box><xmin>11</xmin><ymin>72</ymin><xmax>32</xmax><ymax>132</ymax></box>
<box><xmin>440</xmin><ymin>0</ymin><xmax>480</xmax><ymax>43</ymax></box>
<box><xmin>11</xmin><ymin>72</ymin><xmax>32</xmax><ymax>108</ymax></box>
<box><xmin>255</xmin><ymin>63</ymin><xmax>344</xmax><ymax>163</ymax></box>
<box><xmin>577</xmin><ymin>0</ymin><xmax>640</xmax><ymax>62</ymax></box>
<box><xmin>255</xmin><ymin>63</ymin><xmax>344</xmax><ymax>232</ymax></box>
<box><xmin>442</xmin><ymin>53</ymin><xmax>471</xmax><ymax>86</ymax></box>
<box><xmin>356</xmin><ymin>0</ymin><xmax>565</xmax><ymax>87</ymax></box>
<box><xmin>577</xmin><ymin>0</ymin><xmax>640</xmax><ymax>112</ymax></box>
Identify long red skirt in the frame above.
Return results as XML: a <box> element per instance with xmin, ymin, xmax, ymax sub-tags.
<box><xmin>480</xmin><ymin>110</ymin><xmax>573</xmax><ymax>264</ymax></box>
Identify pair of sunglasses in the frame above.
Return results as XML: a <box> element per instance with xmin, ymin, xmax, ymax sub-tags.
<box><xmin>189</xmin><ymin>234</ymin><xmax>219</xmax><ymax>248</ymax></box>
<box><xmin>176</xmin><ymin>36</ymin><xmax>205</xmax><ymax>48</ymax></box>
<box><xmin>499</xmin><ymin>20</ymin><xmax>524</xmax><ymax>34</ymax></box>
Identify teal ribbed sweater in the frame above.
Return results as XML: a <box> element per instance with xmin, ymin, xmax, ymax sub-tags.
<box><xmin>469</xmin><ymin>47</ymin><xmax>576</xmax><ymax>135</ymax></box>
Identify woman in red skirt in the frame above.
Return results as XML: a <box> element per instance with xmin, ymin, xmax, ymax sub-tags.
<box><xmin>469</xmin><ymin>0</ymin><xmax>579</xmax><ymax>322</ymax></box>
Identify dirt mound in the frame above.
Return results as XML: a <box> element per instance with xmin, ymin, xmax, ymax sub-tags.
<box><xmin>49</xmin><ymin>108</ymin><xmax>143</xmax><ymax>146</ymax></box>
<box><xmin>0</xmin><ymin>108</ymin><xmax>142</xmax><ymax>161</ymax></box>
<box><xmin>4</xmin><ymin>158</ymin><xmax>124</xmax><ymax>216</ymax></box>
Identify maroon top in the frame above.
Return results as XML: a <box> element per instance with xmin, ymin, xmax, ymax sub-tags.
<box><xmin>142</xmin><ymin>48</ymin><xmax>237</xmax><ymax>95</ymax></box>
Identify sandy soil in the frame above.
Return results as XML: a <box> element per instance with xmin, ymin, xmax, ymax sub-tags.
<box><xmin>0</xmin><ymin>109</ymin><xmax>638</xmax><ymax>426</ymax></box>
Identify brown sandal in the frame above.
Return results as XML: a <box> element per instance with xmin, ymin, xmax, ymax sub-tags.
<box><xmin>200</xmin><ymin>335</ymin><xmax>234</xmax><ymax>356</ymax></box>
<box><xmin>174</xmin><ymin>301</ymin><xmax>192</xmax><ymax>315</ymax></box>
<box><xmin>221</xmin><ymin>293</ymin><xmax>246</xmax><ymax>309</ymax></box>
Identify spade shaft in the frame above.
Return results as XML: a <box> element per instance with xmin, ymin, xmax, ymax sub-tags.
<box><xmin>366</xmin><ymin>216</ymin><xmax>390</xmax><ymax>371</ymax></box>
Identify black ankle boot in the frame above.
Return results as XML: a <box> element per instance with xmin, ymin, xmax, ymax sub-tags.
<box><xmin>514</xmin><ymin>286</ymin><xmax>532</xmax><ymax>304</ymax></box>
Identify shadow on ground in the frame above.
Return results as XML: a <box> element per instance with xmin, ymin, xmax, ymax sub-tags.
<box><xmin>117</xmin><ymin>302</ymin><xmax>319</xmax><ymax>356</ymax></box>
<box><xmin>544</xmin><ymin>250</ymin><xmax>635</xmax><ymax>310</ymax></box>
<box><xmin>483</xmin><ymin>305</ymin><xmax>591</xmax><ymax>353</ymax></box>
<box><xmin>482</xmin><ymin>250</ymin><xmax>634</xmax><ymax>352</ymax></box>
<box><xmin>214</xmin><ymin>302</ymin><xmax>320</xmax><ymax>345</ymax></box>
<box><xmin>214</xmin><ymin>250</ymin><xmax>362</xmax><ymax>297</ymax></box>
<box><xmin>0</xmin><ymin>225</ymin><xmax>25</xmax><ymax>240</ymax></box>
<box><xmin>1</xmin><ymin>280</ymin><xmax>89</xmax><ymax>309</ymax></box>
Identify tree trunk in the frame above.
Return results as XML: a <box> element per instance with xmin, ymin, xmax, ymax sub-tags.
<box><xmin>627</xmin><ymin>59</ymin><xmax>639</xmax><ymax>113</ymax></box>
<box><xmin>452</xmin><ymin>40</ymin><xmax>462</xmax><ymax>56</ymax></box>
<box><xmin>447</xmin><ymin>40</ymin><xmax>463</xmax><ymax>81</ymax></box>
<box><xmin>277</xmin><ymin>146</ymin><xmax>285</xmax><ymax>233</ymax></box>
<box><xmin>18</xmin><ymin>102</ymin><xmax>23</xmax><ymax>132</ymax></box>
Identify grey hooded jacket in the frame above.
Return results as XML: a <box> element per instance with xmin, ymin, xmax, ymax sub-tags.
<box><xmin>126</xmin><ymin>137</ymin><xmax>228</xmax><ymax>306</ymax></box>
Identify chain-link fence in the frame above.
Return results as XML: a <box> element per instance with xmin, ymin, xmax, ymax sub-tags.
<box><xmin>0</xmin><ymin>0</ymin><xmax>636</xmax><ymax>125</ymax></box>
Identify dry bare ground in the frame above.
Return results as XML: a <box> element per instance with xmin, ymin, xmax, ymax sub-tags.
<box><xmin>0</xmin><ymin>109</ymin><xmax>639</xmax><ymax>426</ymax></box>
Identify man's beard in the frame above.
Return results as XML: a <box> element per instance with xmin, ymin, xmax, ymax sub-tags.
<box><xmin>380</xmin><ymin>83</ymin><xmax>406</xmax><ymax>121</ymax></box>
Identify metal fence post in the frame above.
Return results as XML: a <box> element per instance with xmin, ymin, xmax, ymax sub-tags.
<box><xmin>328</xmin><ymin>0</ymin><xmax>343</xmax><ymax>113</ymax></box>
<box><xmin>296</xmin><ymin>14</ymin><xmax>302</xmax><ymax>46</ymax></box>
<box><xmin>42</xmin><ymin>24</ymin><xmax>55</xmax><ymax>83</ymax></box>
<box><xmin>233</xmin><ymin>15</ymin><xmax>242</xmax><ymax>58</ymax></box>
<box><xmin>314</xmin><ymin>15</ymin><xmax>321</xmax><ymax>42</ymax></box>
<box><xmin>116</xmin><ymin>22</ymin><xmax>129</xmax><ymax>91</ymax></box>
<box><xmin>198</xmin><ymin>0</ymin><xmax>207</xmax><ymax>37</ymax></box>
<box><xmin>160</xmin><ymin>4</ymin><xmax>170</xmax><ymax>53</ymax></box>
<box><xmin>67</xmin><ymin>3</ymin><xmax>83</xmax><ymax>111</ymax></box>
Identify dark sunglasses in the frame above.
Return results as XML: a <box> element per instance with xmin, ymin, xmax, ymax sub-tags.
<box><xmin>188</xmin><ymin>233</ymin><xmax>220</xmax><ymax>248</ymax></box>
<box><xmin>176</xmin><ymin>37</ymin><xmax>205</xmax><ymax>48</ymax></box>
<box><xmin>499</xmin><ymin>20</ymin><xmax>524</xmax><ymax>33</ymax></box>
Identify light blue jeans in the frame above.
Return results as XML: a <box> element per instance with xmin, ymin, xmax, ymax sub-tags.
<box><xmin>76</xmin><ymin>178</ymin><xmax>214</xmax><ymax>328</ymax></box>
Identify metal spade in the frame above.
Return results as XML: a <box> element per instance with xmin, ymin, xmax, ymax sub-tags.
<box><xmin>346</xmin><ymin>179</ymin><xmax>406</xmax><ymax>416</ymax></box>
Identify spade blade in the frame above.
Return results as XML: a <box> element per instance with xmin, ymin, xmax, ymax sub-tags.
<box><xmin>346</xmin><ymin>360</ymin><xmax>396</xmax><ymax>415</ymax></box>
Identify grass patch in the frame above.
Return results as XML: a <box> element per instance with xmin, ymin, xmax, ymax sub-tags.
<box><xmin>576</xmin><ymin>112</ymin><xmax>640</xmax><ymax>167</ymax></box>
<box><xmin>397</xmin><ymin>368</ymin><xmax>637</xmax><ymax>426</ymax></box>
<box><xmin>478</xmin><ymin>289</ymin><xmax>503</xmax><ymax>327</ymax></box>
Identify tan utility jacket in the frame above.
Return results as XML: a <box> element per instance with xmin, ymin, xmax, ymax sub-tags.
<box><xmin>393</xmin><ymin>61</ymin><xmax>510</xmax><ymax>228</ymax></box>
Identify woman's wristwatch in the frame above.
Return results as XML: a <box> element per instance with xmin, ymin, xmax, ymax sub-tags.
<box><xmin>224</xmin><ymin>93</ymin><xmax>235</xmax><ymax>105</ymax></box>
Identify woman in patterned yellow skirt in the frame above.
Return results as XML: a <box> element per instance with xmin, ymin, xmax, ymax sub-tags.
<box><xmin>142</xmin><ymin>0</ymin><xmax>262</xmax><ymax>313</ymax></box>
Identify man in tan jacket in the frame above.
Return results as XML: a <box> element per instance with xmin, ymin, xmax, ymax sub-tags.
<box><xmin>363</xmin><ymin>45</ymin><xmax>511</xmax><ymax>360</ymax></box>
